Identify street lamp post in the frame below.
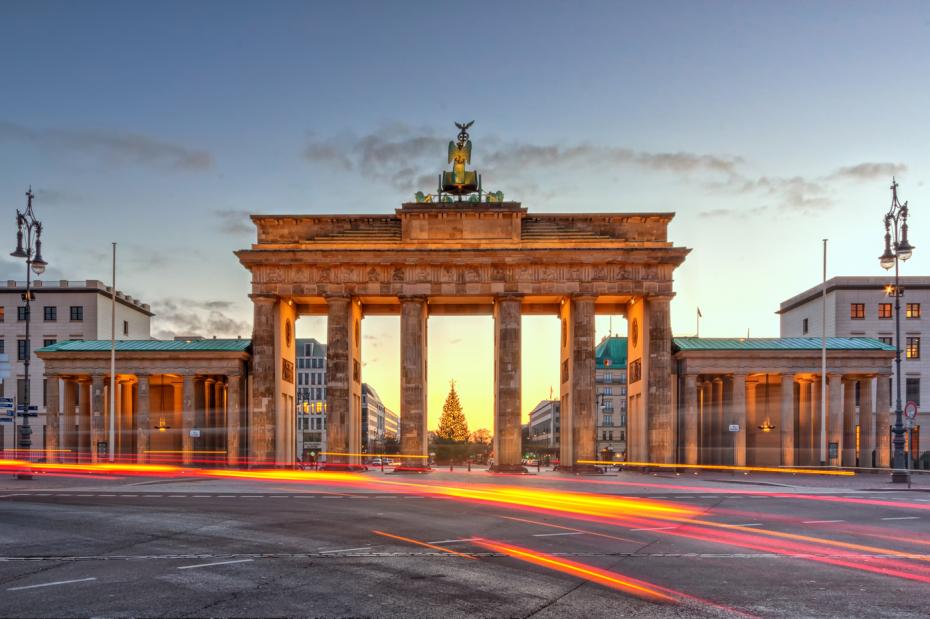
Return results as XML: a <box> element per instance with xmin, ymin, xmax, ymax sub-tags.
<box><xmin>9</xmin><ymin>187</ymin><xmax>49</xmax><ymax>481</ymax></box>
<box><xmin>878</xmin><ymin>178</ymin><xmax>914</xmax><ymax>484</ymax></box>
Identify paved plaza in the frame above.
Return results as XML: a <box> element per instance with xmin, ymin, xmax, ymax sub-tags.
<box><xmin>0</xmin><ymin>468</ymin><xmax>927</xmax><ymax>617</ymax></box>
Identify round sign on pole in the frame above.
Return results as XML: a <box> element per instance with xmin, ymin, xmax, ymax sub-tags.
<box><xmin>904</xmin><ymin>400</ymin><xmax>918</xmax><ymax>420</ymax></box>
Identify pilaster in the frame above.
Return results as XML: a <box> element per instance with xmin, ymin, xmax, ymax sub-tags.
<box><xmin>780</xmin><ymin>373</ymin><xmax>795</xmax><ymax>466</ymax></box>
<box><xmin>683</xmin><ymin>374</ymin><xmax>699</xmax><ymax>465</ymax></box>
<box><xmin>876</xmin><ymin>374</ymin><xmax>891</xmax><ymax>468</ymax></box>
<box><xmin>493</xmin><ymin>295</ymin><xmax>522</xmax><ymax>470</ymax></box>
<box><xmin>400</xmin><ymin>296</ymin><xmax>428</xmax><ymax>462</ymax></box>
<box><xmin>46</xmin><ymin>375</ymin><xmax>60</xmax><ymax>463</ymax></box>
<box><xmin>842</xmin><ymin>379</ymin><xmax>857</xmax><ymax>467</ymax></box>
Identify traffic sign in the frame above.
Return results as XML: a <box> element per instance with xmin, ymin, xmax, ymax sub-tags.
<box><xmin>905</xmin><ymin>401</ymin><xmax>918</xmax><ymax>420</ymax></box>
<box><xmin>0</xmin><ymin>418</ymin><xmax>11</xmax><ymax>423</ymax></box>
<box><xmin>16</xmin><ymin>404</ymin><xmax>38</xmax><ymax>412</ymax></box>
<box><xmin>190</xmin><ymin>429</ymin><xmax>201</xmax><ymax>438</ymax></box>
<box><xmin>728</xmin><ymin>424</ymin><xmax>740</xmax><ymax>432</ymax></box>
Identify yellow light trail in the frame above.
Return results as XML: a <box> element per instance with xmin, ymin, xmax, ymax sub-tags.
<box><xmin>578</xmin><ymin>460</ymin><xmax>855</xmax><ymax>476</ymax></box>
<box><xmin>318</xmin><ymin>452</ymin><xmax>428</xmax><ymax>459</ymax></box>
<box><xmin>372</xmin><ymin>530</ymin><xmax>477</xmax><ymax>559</ymax></box>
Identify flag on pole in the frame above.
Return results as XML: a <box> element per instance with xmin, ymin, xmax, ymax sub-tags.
<box><xmin>697</xmin><ymin>307</ymin><xmax>702</xmax><ymax>318</ymax></box>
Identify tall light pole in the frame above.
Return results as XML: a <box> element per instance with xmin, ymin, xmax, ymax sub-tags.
<box><xmin>10</xmin><ymin>188</ymin><xmax>49</xmax><ymax>480</ymax></box>
<box><xmin>878</xmin><ymin>178</ymin><xmax>914</xmax><ymax>483</ymax></box>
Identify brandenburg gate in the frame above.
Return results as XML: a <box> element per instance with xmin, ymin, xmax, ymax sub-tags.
<box><xmin>235</xmin><ymin>123</ymin><xmax>689</xmax><ymax>471</ymax></box>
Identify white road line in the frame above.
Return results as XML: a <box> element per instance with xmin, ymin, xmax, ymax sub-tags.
<box><xmin>168</xmin><ymin>495</ymin><xmax>186</xmax><ymax>498</ymax></box>
<box><xmin>240</xmin><ymin>495</ymin><xmax>262</xmax><ymax>498</ymax></box>
<box><xmin>121</xmin><ymin>494</ymin><xmax>137</xmax><ymax>497</ymax></box>
<box><xmin>269</xmin><ymin>495</ymin><xmax>288</xmax><ymax>498</ymax></box>
<box><xmin>216</xmin><ymin>495</ymin><xmax>235</xmax><ymax>498</ymax></box>
<box><xmin>532</xmin><ymin>532</ymin><xmax>584</xmax><ymax>537</ymax></box>
<box><xmin>97</xmin><ymin>494</ymin><xmax>116</xmax><ymax>497</ymax></box>
<box><xmin>803</xmin><ymin>519</ymin><xmax>845</xmax><ymax>524</ymax></box>
<box><xmin>321</xmin><ymin>496</ymin><xmax>341</xmax><ymax>499</ymax></box>
<box><xmin>294</xmin><ymin>495</ymin><xmax>315</xmax><ymax>499</ymax></box>
<box><xmin>177</xmin><ymin>559</ymin><xmax>254</xmax><ymax>570</ymax></box>
<box><xmin>195</xmin><ymin>495</ymin><xmax>215</xmax><ymax>498</ymax></box>
<box><xmin>376</xmin><ymin>496</ymin><xmax>396</xmax><ymax>499</ymax></box>
<box><xmin>319</xmin><ymin>546</ymin><xmax>373</xmax><ymax>554</ymax></box>
<box><xmin>631</xmin><ymin>526</ymin><xmax>676</xmax><ymax>531</ymax></box>
<box><xmin>427</xmin><ymin>538</ymin><xmax>478</xmax><ymax>545</ymax></box>
<box><xmin>731</xmin><ymin>523</ymin><xmax>764</xmax><ymax>527</ymax></box>
<box><xmin>882</xmin><ymin>516</ymin><xmax>919</xmax><ymax>521</ymax></box>
<box><xmin>8</xmin><ymin>577</ymin><xmax>97</xmax><ymax>591</ymax></box>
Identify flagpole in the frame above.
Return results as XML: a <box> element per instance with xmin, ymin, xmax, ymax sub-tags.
<box><xmin>820</xmin><ymin>239</ymin><xmax>828</xmax><ymax>467</ymax></box>
<box><xmin>109</xmin><ymin>242</ymin><xmax>116</xmax><ymax>462</ymax></box>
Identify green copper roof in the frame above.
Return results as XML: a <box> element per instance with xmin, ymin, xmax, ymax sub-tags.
<box><xmin>595</xmin><ymin>336</ymin><xmax>627</xmax><ymax>369</ymax></box>
<box><xmin>672</xmin><ymin>337</ymin><xmax>895</xmax><ymax>352</ymax></box>
<box><xmin>37</xmin><ymin>339</ymin><xmax>252</xmax><ymax>353</ymax></box>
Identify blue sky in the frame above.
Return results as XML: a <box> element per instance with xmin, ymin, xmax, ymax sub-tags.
<box><xmin>2</xmin><ymin>1</ymin><xmax>929</xmax><ymax>427</ymax></box>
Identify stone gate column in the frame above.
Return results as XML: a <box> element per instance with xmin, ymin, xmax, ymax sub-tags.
<box><xmin>730</xmin><ymin>374</ymin><xmax>747</xmax><ymax>466</ymax></box>
<box><xmin>876</xmin><ymin>373</ymin><xmax>891</xmax><ymax>467</ymax></box>
<box><xmin>859</xmin><ymin>377</ymin><xmax>874</xmax><ymax>468</ymax></box>
<box><xmin>181</xmin><ymin>374</ymin><xmax>195</xmax><ymax>465</ymax></box>
<box><xmin>811</xmin><ymin>375</ymin><xmax>823</xmax><ymax>465</ymax></box>
<box><xmin>559</xmin><ymin>295</ymin><xmax>596</xmax><ymax>471</ymax></box>
<box><xmin>828</xmin><ymin>374</ymin><xmax>844</xmax><ymax>466</ymax></box>
<box><xmin>843</xmin><ymin>379</ymin><xmax>857</xmax><ymax>467</ymax></box>
<box><xmin>227</xmin><ymin>374</ymin><xmax>241</xmax><ymax>467</ymax></box>
<box><xmin>203</xmin><ymin>378</ymin><xmax>215</xmax><ymax>454</ymax></box>
<box><xmin>326</xmin><ymin>296</ymin><xmax>362</xmax><ymax>467</ymax></box>
<box><xmin>249</xmin><ymin>294</ymin><xmax>277</xmax><ymax>466</ymax></box>
<box><xmin>400</xmin><ymin>296</ymin><xmax>428</xmax><ymax>464</ymax></box>
<box><xmin>91</xmin><ymin>375</ymin><xmax>105</xmax><ymax>463</ymax></box>
<box><xmin>136</xmin><ymin>375</ymin><xmax>150</xmax><ymax>463</ymax></box>
<box><xmin>493</xmin><ymin>295</ymin><xmax>522</xmax><ymax>471</ymax></box>
<box><xmin>46</xmin><ymin>375</ymin><xmax>60</xmax><ymax>463</ymax></box>
<box><xmin>646</xmin><ymin>296</ymin><xmax>674</xmax><ymax>463</ymax></box>
<box><xmin>780</xmin><ymin>373</ymin><xmax>795</xmax><ymax>466</ymax></box>
<box><xmin>78</xmin><ymin>380</ymin><xmax>91</xmax><ymax>462</ymax></box>
<box><xmin>683</xmin><ymin>374</ymin><xmax>699</xmax><ymax>465</ymax></box>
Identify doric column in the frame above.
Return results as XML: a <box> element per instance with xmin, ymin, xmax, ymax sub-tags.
<box><xmin>326</xmin><ymin>295</ymin><xmax>362</xmax><ymax>467</ymax></box>
<box><xmin>745</xmin><ymin>379</ymin><xmax>758</xmax><ymax>465</ymax></box>
<box><xmin>730</xmin><ymin>374</ymin><xmax>747</xmax><ymax>466</ymax></box>
<box><xmin>828</xmin><ymin>374</ymin><xmax>844</xmax><ymax>466</ymax></box>
<box><xmin>797</xmin><ymin>379</ymin><xmax>811</xmax><ymax>465</ymax></box>
<box><xmin>811</xmin><ymin>376</ymin><xmax>824</xmax><ymax>465</ymax></box>
<box><xmin>683</xmin><ymin>374</ymin><xmax>699</xmax><ymax>465</ymax></box>
<box><xmin>45</xmin><ymin>375</ymin><xmax>60</xmax><ymax>463</ymax></box>
<box><xmin>859</xmin><ymin>377</ymin><xmax>875</xmax><ymax>468</ymax></box>
<box><xmin>249</xmin><ymin>294</ymin><xmax>277</xmax><ymax>466</ymax></box>
<box><xmin>91</xmin><ymin>375</ymin><xmax>105</xmax><ymax>463</ymax></box>
<box><xmin>780</xmin><ymin>374</ymin><xmax>795</xmax><ymax>466</ymax></box>
<box><xmin>400</xmin><ymin>296</ymin><xmax>428</xmax><ymax>461</ymax></box>
<box><xmin>62</xmin><ymin>379</ymin><xmax>77</xmax><ymax>459</ymax></box>
<box><xmin>181</xmin><ymin>375</ymin><xmax>195</xmax><ymax>465</ymax></box>
<box><xmin>215</xmin><ymin>380</ymin><xmax>226</xmax><ymax>459</ymax></box>
<box><xmin>711</xmin><ymin>378</ymin><xmax>724</xmax><ymax>465</ymax></box>
<box><xmin>78</xmin><ymin>381</ymin><xmax>91</xmax><ymax>462</ymax></box>
<box><xmin>876</xmin><ymin>374</ymin><xmax>891</xmax><ymax>467</ymax></box>
<box><xmin>227</xmin><ymin>374</ymin><xmax>241</xmax><ymax>467</ymax></box>
<box><xmin>136</xmin><ymin>375</ymin><xmax>150</xmax><ymax>463</ymax></box>
<box><xmin>646</xmin><ymin>296</ymin><xmax>674</xmax><ymax>463</ymax></box>
<box><xmin>203</xmin><ymin>378</ymin><xmax>215</xmax><ymax>453</ymax></box>
<box><xmin>843</xmin><ymin>379</ymin><xmax>857</xmax><ymax>467</ymax></box>
<box><xmin>493</xmin><ymin>295</ymin><xmax>522</xmax><ymax>471</ymax></box>
<box><xmin>558</xmin><ymin>295</ymin><xmax>596</xmax><ymax>470</ymax></box>
<box><xmin>119</xmin><ymin>380</ymin><xmax>133</xmax><ymax>457</ymax></box>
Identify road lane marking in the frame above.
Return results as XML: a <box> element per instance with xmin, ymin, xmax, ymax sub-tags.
<box><xmin>803</xmin><ymin>520</ymin><xmax>845</xmax><ymax>524</ymax></box>
<box><xmin>731</xmin><ymin>523</ymin><xmax>764</xmax><ymax>527</ymax></box>
<box><xmin>294</xmin><ymin>495</ymin><xmax>315</xmax><ymax>499</ymax></box>
<box><xmin>372</xmin><ymin>530</ymin><xmax>477</xmax><ymax>560</ymax></box>
<box><xmin>631</xmin><ymin>526</ymin><xmax>676</xmax><ymax>531</ymax></box>
<box><xmin>532</xmin><ymin>532</ymin><xmax>585</xmax><ymax>537</ymax></box>
<box><xmin>8</xmin><ymin>577</ymin><xmax>96</xmax><ymax>591</ymax></box>
<box><xmin>319</xmin><ymin>546</ymin><xmax>373</xmax><ymax>554</ymax></box>
<box><xmin>178</xmin><ymin>559</ymin><xmax>254</xmax><ymax>570</ymax></box>
<box><xmin>881</xmin><ymin>516</ymin><xmax>919</xmax><ymax>520</ymax></box>
<box><xmin>428</xmin><ymin>538</ymin><xmax>478</xmax><ymax>545</ymax></box>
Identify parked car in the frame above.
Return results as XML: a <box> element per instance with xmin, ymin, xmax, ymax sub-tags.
<box><xmin>369</xmin><ymin>457</ymin><xmax>383</xmax><ymax>466</ymax></box>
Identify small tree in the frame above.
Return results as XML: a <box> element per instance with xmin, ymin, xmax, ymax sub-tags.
<box><xmin>436</xmin><ymin>380</ymin><xmax>469</xmax><ymax>442</ymax></box>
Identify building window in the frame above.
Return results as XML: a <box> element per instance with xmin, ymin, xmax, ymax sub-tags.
<box><xmin>42</xmin><ymin>306</ymin><xmax>56</xmax><ymax>321</ymax></box>
<box><xmin>17</xmin><ymin>379</ymin><xmax>27</xmax><ymax>403</ymax></box>
<box><xmin>907</xmin><ymin>303</ymin><xmax>921</xmax><ymax>319</ymax></box>
<box><xmin>70</xmin><ymin>306</ymin><xmax>83</xmax><ymax>321</ymax></box>
<box><xmin>906</xmin><ymin>336</ymin><xmax>920</xmax><ymax>359</ymax></box>
<box><xmin>850</xmin><ymin>303</ymin><xmax>865</xmax><ymax>320</ymax></box>
<box><xmin>0</xmin><ymin>307</ymin><xmax>4</xmax><ymax>322</ymax></box>
<box><xmin>43</xmin><ymin>339</ymin><xmax>56</xmax><ymax>348</ymax></box>
<box><xmin>17</xmin><ymin>339</ymin><xmax>28</xmax><ymax>361</ymax></box>
<box><xmin>878</xmin><ymin>303</ymin><xmax>892</xmax><ymax>319</ymax></box>
<box><xmin>879</xmin><ymin>336</ymin><xmax>893</xmax><ymax>346</ymax></box>
<box><xmin>602</xmin><ymin>387</ymin><xmax>612</xmax><ymax>396</ymax></box>
<box><xmin>603</xmin><ymin>415</ymin><xmax>613</xmax><ymax>426</ymax></box>
<box><xmin>123</xmin><ymin>320</ymin><xmax>129</xmax><ymax>335</ymax></box>
<box><xmin>17</xmin><ymin>306</ymin><xmax>28</xmax><ymax>321</ymax></box>
<box><xmin>0</xmin><ymin>339</ymin><xmax>3</xmax><ymax>354</ymax></box>
<box><xmin>603</xmin><ymin>372</ymin><xmax>612</xmax><ymax>383</ymax></box>
<box><xmin>802</xmin><ymin>318</ymin><xmax>809</xmax><ymax>334</ymax></box>
<box><xmin>906</xmin><ymin>378</ymin><xmax>920</xmax><ymax>406</ymax></box>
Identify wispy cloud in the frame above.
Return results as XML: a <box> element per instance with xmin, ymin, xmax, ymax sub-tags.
<box><xmin>213</xmin><ymin>209</ymin><xmax>254</xmax><ymax>235</ymax></box>
<box><xmin>827</xmin><ymin>162</ymin><xmax>907</xmax><ymax>181</ymax></box>
<box><xmin>151</xmin><ymin>298</ymin><xmax>249</xmax><ymax>339</ymax></box>
<box><xmin>302</xmin><ymin>124</ymin><xmax>740</xmax><ymax>193</ymax></box>
<box><xmin>0</xmin><ymin>121</ymin><xmax>213</xmax><ymax>171</ymax></box>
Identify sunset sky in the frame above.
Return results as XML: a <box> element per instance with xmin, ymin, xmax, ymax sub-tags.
<box><xmin>2</xmin><ymin>1</ymin><xmax>929</xmax><ymax>431</ymax></box>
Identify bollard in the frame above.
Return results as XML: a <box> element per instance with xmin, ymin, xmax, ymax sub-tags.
<box><xmin>381</xmin><ymin>459</ymin><xmax>385</xmax><ymax>472</ymax></box>
<box><xmin>449</xmin><ymin>460</ymin><xmax>453</xmax><ymax>472</ymax></box>
<box><xmin>537</xmin><ymin>460</ymin><xmax>541</xmax><ymax>473</ymax></box>
<box><xmin>467</xmin><ymin>459</ymin><xmax>471</xmax><ymax>472</ymax></box>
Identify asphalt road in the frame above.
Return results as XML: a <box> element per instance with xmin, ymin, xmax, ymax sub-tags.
<box><xmin>0</xmin><ymin>469</ymin><xmax>928</xmax><ymax>618</ymax></box>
